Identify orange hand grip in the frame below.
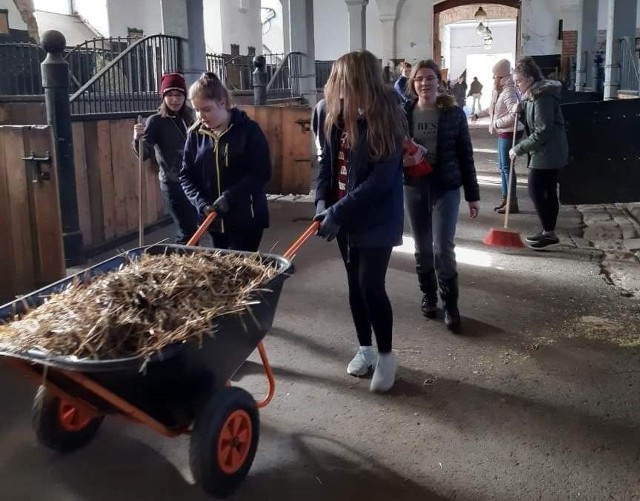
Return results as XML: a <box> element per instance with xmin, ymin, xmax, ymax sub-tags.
<box><xmin>283</xmin><ymin>221</ymin><xmax>320</xmax><ymax>260</ymax></box>
<box><xmin>187</xmin><ymin>210</ymin><xmax>217</xmax><ymax>246</ymax></box>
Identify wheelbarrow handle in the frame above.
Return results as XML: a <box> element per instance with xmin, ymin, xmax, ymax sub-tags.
<box><xmin>283</xmin><ymin>221</ymin><xmax>320</xmax><ymax>260</ymax></box>
<box><xmin>187</xmin><ymin>210</ymin><xmax>218</xmax><ymax>246</ymax></box>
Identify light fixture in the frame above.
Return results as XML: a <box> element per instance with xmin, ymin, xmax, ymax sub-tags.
<box><xmin>483</xmin><ymin>26</ymin><xmax>492</xmax><ymax>38</ymax></box>
<box><xmin>476</xmin><ymin>22</ymin><xmax>487</xmax><ymax>35</ymax></box>
<box><xmin>474</xmin><ymin>6</ymin><xmax>487</xmax><ymax>22</ymax></box>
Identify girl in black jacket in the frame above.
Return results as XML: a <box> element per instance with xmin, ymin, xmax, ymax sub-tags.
<box><xmin>313</xmin><ymin>50</ymin><xmax>406</xmax><ymax>393</ymax></box>
<box><xmin>403</xmin><ymin>60</ymin><xmax>480</xmax><ymax>333</ymax></box>
<box><xmin>180</xmin><ymin>72</ymin><xmax>270</xmax><ymax>251</ymax></box>
<box><xmin>133</xmin><ymin>73</ymin><xmax>197</xmax><ymax>244</ymax></box>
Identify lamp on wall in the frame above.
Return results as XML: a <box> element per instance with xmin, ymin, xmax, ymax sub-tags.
<box><xmin>474</xmin><ymin>6</ymin><xmax>487</xmax><ymax>22</ymax></box>
<box><xmin>476</xmin><ymin>22</ymin><xmax>486</xmax><ymax>35</ymax></box>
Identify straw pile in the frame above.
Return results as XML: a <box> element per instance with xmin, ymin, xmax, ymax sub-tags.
<box><xmin>0</xmin><ymin>252</ymin><xmax>279</xmax><ymax>360</ymax></box>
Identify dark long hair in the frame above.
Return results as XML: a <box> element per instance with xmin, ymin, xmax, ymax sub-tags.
<box><xmin>158</xmin><ymin>99</ymin><xmax>194</xmax><ymax>123</ymax></box>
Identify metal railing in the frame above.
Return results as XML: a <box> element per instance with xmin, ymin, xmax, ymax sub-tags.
<box><xmin>64</xmin><ymin>36</ymin><xmax>139</xmax><ymax>92</ymax></box>
<box><xmin>69</xmin><ymin>34</ymin><xmax>182</xmax><ymax>119</ymax></box>
<box><xmin>619</xmin><ymin>37</ymin><xmax>640</xmax><ymax>93</ymax></box>
<box><xmin>0</xmin><ymin>42</ymin><xmax>45</xmax><ymax>95</ymax></box>
<box><xmin>315</xmin><ymin>60</ymin><xmax>334</xmax><ymax>90</ymax></box>
<box><xmin>266</xmin><ymin>51</ymin><xmax>301</xmax><ymax>99</ymax></box>
<box><xmin>206</xmin><ymin>51</ymin><xmax>303</xmax><ymax>100</ymax></box>
<box><xmin>206</xmin><ymin>52</ymin><xmax>228</xmax><ymax>83</ymax></box>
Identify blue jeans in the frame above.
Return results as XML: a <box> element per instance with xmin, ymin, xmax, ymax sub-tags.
<box><xmin>404</xmin><ymin>183</ymin><xmax>460</xmax><ymax>304</ymax></box>
<box><xmin>497</xmin><ymin>136</ymin><xmax>518</xmax><ymax>198</ymax></box>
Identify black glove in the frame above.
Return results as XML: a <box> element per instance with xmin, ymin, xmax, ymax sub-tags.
<box><xmin>313</xmin><ymin>209</ymin><xmax>340</xmax><ymax>242</ymax></box>
<box><xmin>315</xmin><ymin>199</ymin><xmax>326</xmax><ymax>217</ymax></box>
<box><xmin>212</xmin><ymin>195</ymin><xmax>229</xmax><ymax>213</ymax></box>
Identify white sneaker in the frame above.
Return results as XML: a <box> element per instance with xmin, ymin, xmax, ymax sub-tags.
<box><xmin>369</xmin><ymin>352</ymin><xmax>397</xmax><ymax>393</ymax></box>
<box><xmin>347</xmin><ymin>346</ymin><xmax>376</xmax><ymax>376</ymax></box>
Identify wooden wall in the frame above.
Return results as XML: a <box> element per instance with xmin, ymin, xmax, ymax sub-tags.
<box><xmin>0</xmin><ymin>126</ymin><xmax>65</xmax><ymax>304</ymax></box>
<box><xmin>241</xmin><ymin>104</ymin><xmax>313</xmax><ymax>195</ymax></box>
<box><xmin>0</xmin><ymin>100</ymin><xmax>46</xmax><ymax>126</ymax></box>
<box><xmin>71</xmin><ymin>119</ymin><xmax>166</xmax><ymax>249</ymax></box>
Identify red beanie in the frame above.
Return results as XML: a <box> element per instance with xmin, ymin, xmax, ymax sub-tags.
<box><xmin>160</xmin><ymin>73</ymin><xmax>187</xmax><ymax>96</ymax></box>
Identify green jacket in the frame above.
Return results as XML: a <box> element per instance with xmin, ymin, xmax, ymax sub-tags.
<box><xmin>513</xmin><ymin>80</ymin><xmax>568</xmax><ymax>169</ymax></box>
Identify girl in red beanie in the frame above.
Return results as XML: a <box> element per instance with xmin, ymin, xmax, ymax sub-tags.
<box><xmin>132</xmin><ymin>72</ymin><xmax>197</xmax><ymax>244</ymax></box>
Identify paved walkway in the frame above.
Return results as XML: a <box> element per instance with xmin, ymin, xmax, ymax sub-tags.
<box><xmin>1</xmin><ymin>126</ymin><xmax>639</xmax><ymax>501</ymax></box>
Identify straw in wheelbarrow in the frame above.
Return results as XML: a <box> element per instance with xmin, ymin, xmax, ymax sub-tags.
<box><xmin>0</xmin><ymin>252</ymin><xmax>278</xmax><ymax>361</ymax></box>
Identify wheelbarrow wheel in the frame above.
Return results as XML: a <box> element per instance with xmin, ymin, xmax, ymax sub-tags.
<box><xmin>190</xmin><ymin>387</ymin><xmax>259</xmax><ymax>497</ymax></box>
<box><xmin>32</xmin><ymin>386</ymin><xmax>104</xmax><ymax>453</ymax></box>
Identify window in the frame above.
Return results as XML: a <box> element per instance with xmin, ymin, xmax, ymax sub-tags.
<box><xmin>0</xmin><ymin>10</ymin><xmax>9</xmax><ymax>35</ymax></box>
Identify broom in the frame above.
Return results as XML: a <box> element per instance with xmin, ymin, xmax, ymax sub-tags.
<box><xmin>483</xmin><ymin>114</ymin><xmax>525</xmax><ymax>248</ymax></box>
<box><xmin>137</xmin><ymin>115</ymin><xmax>145</xmax><ymax>247</ymax></box>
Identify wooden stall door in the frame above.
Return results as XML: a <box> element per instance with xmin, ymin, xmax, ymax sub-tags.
<box><xmin>241</xmin><ymin>105</ymin><xmax>312</xmax><ymax>195</ymax></box>
<box><xmin>0</xmin><ymin>125</ymin><xmax>65</xmax><ymax>304</ymax></box>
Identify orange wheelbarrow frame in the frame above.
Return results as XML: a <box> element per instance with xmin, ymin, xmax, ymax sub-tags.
<box><xmin>9</xmin><ymin>215</ymin><xmax>319</xmax><ymax>438</ymax></box>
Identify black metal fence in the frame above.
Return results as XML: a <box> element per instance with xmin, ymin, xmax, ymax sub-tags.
<box><xmin>0</xmin><ymin>42</ymin><xmax>45</xmax><ymax>95</ymax></box>
<box><xmin>315</xmin><ymin>60</ymin><xmax>334</xmax><ymax>90</ymax></box>
<box><xmin>69</xmin><ymin>34</ymin><xmax>182</xmax><ymax>119</ymax></box>
<box><xmin>207</xmin><ymin>51</ymin><xmax>304</xmax><ymax>99</ymax></box>
<box><xmin>65</xmin><ymin>36</ymin><xmax>139</xmax><ymax>92</ymax></box>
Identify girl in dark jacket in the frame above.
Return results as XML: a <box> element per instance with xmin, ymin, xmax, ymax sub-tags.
<box><xmin>403</xmin><ymin>60</ymin><xmax>480</xmax><ymax>333</ymax></box>
<box><xmin>133</xmin><ymin>73</ymin><xmax>197</xmax><ymax>244</ymax></box>
<box><xmin>180</xmin><ymin>72</ymin><xmax>271</xmax><ymax>251</ymax></box>
<box><xmin>313</xmin><ymin>50</ymin><xmax>406</xmax><ymax>393</ymax></box>
<box><xmin>510</xmin><ymin>57</ymin><xmax>569</xmax><ymax>250</ymax></box>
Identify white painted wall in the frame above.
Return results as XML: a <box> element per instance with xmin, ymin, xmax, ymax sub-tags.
<box><xmin>366</xmin><ymin>0</ymin><xmax>382</xmax><ymax>59</ymax></box>
<box><xmin>313</xmin><ymin>0</ymin><xmax>348</xmax><ymax>60</ymax></box>
<box><xmin>204</xmin><ymin>0</ymin><xmax>261</xmax><ymax>54</ymax></box>
<box><xmin>204</xmin><ymin>0</ymin><xmax>223</xmax><ymax>53</ymax></box>
<box><xmin>397</xmin><ymin>0</ymin><xmax>433</xmax><ymax>62</ymax></box>
<box><xmin>0</xmin><ymin>0</ymin><xmax>28</xmax><ymax>29</ymax></box>
<box><xmin>73</xmin><ymin>0</ymin><xmax>109</xmax><ymax>36</ymax></box>
<box><xmin>262</xmin><ymin>0</ymin><xmax>284</xmax><ymax>54</ymax></box>
<box><xmin>33</xmin><ymin>0</ymin><xmax>70</xmax><ymax>14</ymax></box>
<box><xmin>519</xmin><ymin>0</ymin><xmax>562</xmax><ymax>56</ymax></box>
<box><xmin>106</xmin><ymin>0</ymin><xmax>161</xmax><ymax>37</ymax></box>
<box><xmin>220</xmin><ymin>0</ymin><xmax>261</xmax><ymax>53</ymax></box>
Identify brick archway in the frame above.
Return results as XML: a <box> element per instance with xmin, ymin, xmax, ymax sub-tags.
<box><xmin>433</xmin><ymin>1</ymin><xmax>521</xmax><ymax>71</ymax></box>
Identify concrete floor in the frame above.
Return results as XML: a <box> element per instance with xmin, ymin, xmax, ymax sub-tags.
<box><xmin>1</xmin><ymin>127</ymin><xmax>639</xmax><ymax>501</ymax></box>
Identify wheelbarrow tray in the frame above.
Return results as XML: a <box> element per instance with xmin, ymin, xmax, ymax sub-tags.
<box><xmin>0</xmin><ymin>244</ymin><xmax>293</xmax><ymax>428</ymax></box>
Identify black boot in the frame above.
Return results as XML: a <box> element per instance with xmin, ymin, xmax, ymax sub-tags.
<box><xmin>419</xmin><ymin>271</ymin><xmax>438</xmax><ymax>320</ymax></box>
<box><xmin>440</xmin><ymin>278</ymin><xmax>461</xmax><ymax>333</ymax></box>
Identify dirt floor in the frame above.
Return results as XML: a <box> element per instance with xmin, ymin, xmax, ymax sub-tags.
<box><xmin>1</xmin><ymin>126</ymin><xmax>639</xmax><ymax>501</ymax></box>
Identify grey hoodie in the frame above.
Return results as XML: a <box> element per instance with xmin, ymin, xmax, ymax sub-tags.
<box><xmin>513</xmin><ymin>79</ymin><xmax>569</xmax><ymax>169</ymax></box>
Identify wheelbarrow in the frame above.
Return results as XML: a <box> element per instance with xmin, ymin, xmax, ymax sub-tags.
<box><xmin>0</xmin><ymin>212</ymin><xmax>319</xmax><ymax>498</ymax></box>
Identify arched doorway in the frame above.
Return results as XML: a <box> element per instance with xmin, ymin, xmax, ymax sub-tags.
<box><xmin>434</xmin><ymin>1</ymin><xmax>520</xmax><ymax>111</ymax></box>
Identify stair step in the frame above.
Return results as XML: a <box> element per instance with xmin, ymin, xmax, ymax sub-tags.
<box><xmin>617</xmin><ymin>89</ymin><xmax>639</xmax><ymax>99</ymax></box>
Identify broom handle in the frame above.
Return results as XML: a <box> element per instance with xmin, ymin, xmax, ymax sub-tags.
<box><xmin>503</xmin><ymin>113</ymin><xmax>519</xmax><ymax>229</ymax></box>
<box><xmin>137</xmin><ymin>115</ymin><xmax>145</xmax><ymax>246</ymax></box>
<box><xmin>187</xmin><ymin>210</ymin><xmax>218</xmax><ymax>246</ymax></box>
<box><xmin>283</xmin><ymin>221</ymin><xmax>320</xmax><ymax>260</ymax></box>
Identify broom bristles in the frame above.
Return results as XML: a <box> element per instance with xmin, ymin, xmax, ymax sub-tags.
<box><xmin>483</xmin><ymin>227</ymin><xmax>525</xmax><ymax>248</ymax></box>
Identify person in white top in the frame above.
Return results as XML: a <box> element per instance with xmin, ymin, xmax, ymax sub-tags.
<box><xmin>472</xmin><ymin>59</ymin><xmax>524</xmax><ymax>214</ymax></box>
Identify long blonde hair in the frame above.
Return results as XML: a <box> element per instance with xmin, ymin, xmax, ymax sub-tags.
<box><xmin>324</xmin><ymin>50</ymin><xmax>406</xmax><ymax>161</ymax></box>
